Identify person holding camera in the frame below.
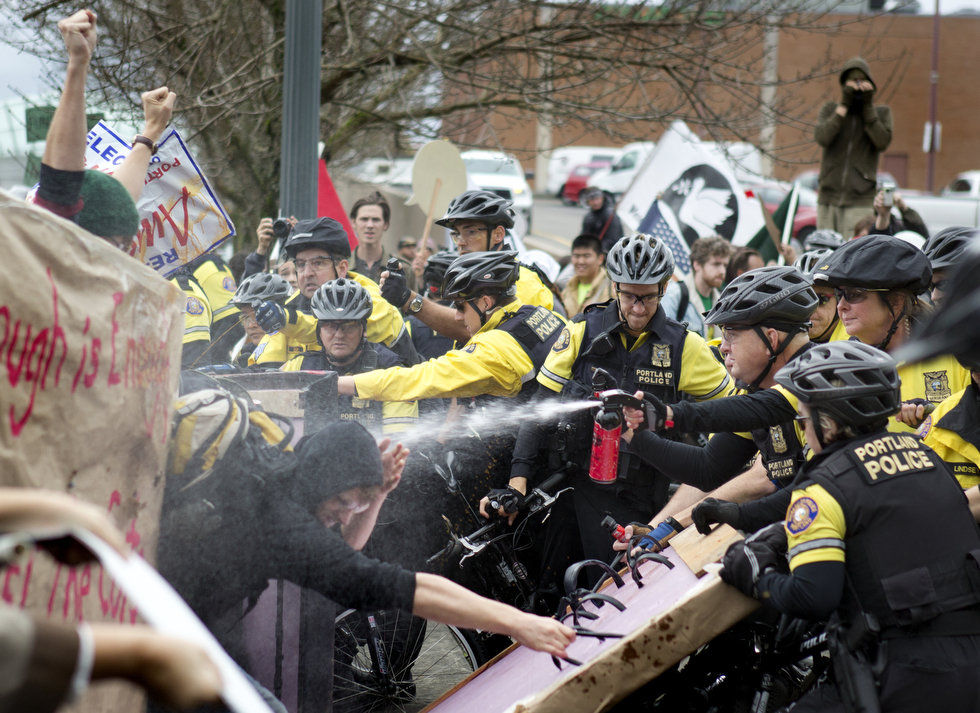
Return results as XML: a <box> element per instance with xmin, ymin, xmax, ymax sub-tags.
<box><xmin>814</xmin><ymin>57</ymin><xmax>892</xmax><ymax>235</ymax></box>
<box><xmin>872</xmin><ymin>185</ymin><xmax>929</xmax><ymax>240</ymax></box>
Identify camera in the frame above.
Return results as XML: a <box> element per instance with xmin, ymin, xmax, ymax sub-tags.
<box><xmin>272</xmin><ymin>218</ymin><xmax>292</xmax><ymax>241</ymax></box>
<box><xmin>879</xmin><ymin>181</ymin><xmax>896</xmax><ymax>208</ymax></box>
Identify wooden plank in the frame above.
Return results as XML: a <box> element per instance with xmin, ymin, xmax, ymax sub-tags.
<box><xmin>668</xmin><ymin>524</ymin><xmax>742</xmax><ymax>576</ymax></box>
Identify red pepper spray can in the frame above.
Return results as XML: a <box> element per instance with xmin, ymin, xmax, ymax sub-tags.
<box><xmin>589</xmin><ymin>406</ymin><xmax>622</xmax><ymax>484</ymax></box>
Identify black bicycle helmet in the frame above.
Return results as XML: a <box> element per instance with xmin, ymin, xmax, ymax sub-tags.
<box><xmin>705</xmin><ymin>266</ymin><xmax>817</xmax><ymax>330</ymax></box>
<box><xmin>922</xmin><ymin>226</ymin><xmax>978</xmax><ymax>271</ymax></box>
<box><xmin>310</xmin><ymin>278</ymin><xmax>373</xmax><ymax>321</ymax></box>
<box><xmin>803</xmin><ymin>229</ymin><xmax>845</xmax><ymax>252</ymax></box>
<box><xmin>605</xmin><ymin>233</ymin><xmax>675</xmax><ymax>285</ymax></box>
<box><xmin>284</xmin><ymin>217</ymin><xmax>352</xmax><ymax>260</ymax></box>
<box><xmin>441</xmin><ymin>251</ymin><xmax>519</xmax><ymax>301</ymax></box>
<box><xmin>774</xmin><ymin>341</ymin><xmax>900</xmax><ymax>428</ymax></box>
<box><xmin>794</xmin><ymin>249</ymin><xmax>833</xmax><ymax>276</ymax></box>
<box><xmin>422</xmin><ymin>250</ymin><xmax>460</xmax><ymax>298</ymax></box>
<box><xmin>435</xmin><ymin>190</ymin><xmax>515</xmax><ymax>230</ymax></box>
<box><xmin>811</xmin><ymin>234</ymin><xmax>931</xmax><ymax>293</ymax></box>
<box><xmin>232</xmin><ymin>272</ymin><xmax>292</xmax><ymax>308</ymax></box>
<box><xmin>895</xmin><ymin>241</ymin><xmax>980</xmax><ymax>370</ymax></box>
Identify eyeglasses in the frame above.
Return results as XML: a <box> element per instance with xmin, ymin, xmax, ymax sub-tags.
<box><xmin>794</xmin><ymin>414</ymin><xmax>810</xmax><ymax>424</ymax></box>
<box><xmin>319</xmin><ymin>321</ymin><xmax>362</xmax><ymax>336</ymax></box>
<box><xmin>449</xmin><ymin>227</ymin><xmax>488</xmax><ymax>244</ymax></box>
<box><xmin>720</xmin><ymin>325</ymin><xmax>751</xmax><ymax>344</ymax></box>
<box><xmin>834</xmin><ymin>286</ymin><xmax>888</xmax><ymax>304</ymax></box>
<box><xmin>816</xmin><ymin>293</ymin><xmax>836</xmax><ymax>306</ymax></box>
<box><xmin>451</xmin><ymin>300</ymin><xmax>471</xmax><ymax>313</ymax></box>
<box><xmin>295</xmin><ymin>257</ymin><xmax>335</xmax><ymax>272</ymax></box>
<box><xmin>929</xmin><ymin>279</ymin><xmax>948</xmax><ymax>293</ymax></box>
<box><xmin>617</xmin><ymin>288</ymin><xmax>663</xmax><ymax>307</ymax></box>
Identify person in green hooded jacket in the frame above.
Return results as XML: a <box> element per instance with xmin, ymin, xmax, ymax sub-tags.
<box><xmin>814</xmin><ymin>57</ymin><xmax>893</xmax><ymax>236</ymax></box>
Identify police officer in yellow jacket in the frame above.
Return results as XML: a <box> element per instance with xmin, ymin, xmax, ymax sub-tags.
<box><xmin>795</xmin><ymin>249</ymin><xmax>849</xmax><ymax>344</ymax></box>
<box><xmin>721</xmin><ymin>341</ymin><xmax>980</xmax><ymax>713</ymax></box>
<box><xmin>896</xmin><ymin>242</ymin><xmax>980</xmax><ymax>517</ymax></box>
<box><xmin>184</xmin><ymin>253</ymin><xmax>243</xmax><ymax>361</ymax></box>
<box><xmin>282</xmin><ymin>279</ymin><xmax>417</xmax><ymax>436</ymax></box>
<box><xmin>813</xmin><ymin>233</ymin><xmax>970</xmax><ymax>432</ymax></box>
<box><xmin>378</xmin><ymin>190</ymin><xmax>560</xmax><ymax>345</ymax></box>
<box><xmin>502</xmin><ymin>234</ymin><xmax>733</xmax><ymax>573</ymax></box>
<box><xmin>170</xmin><ymin>270</ymin><xmax>212</xmax><ymax>369</ymax></box>
<box><xmin>250</xmin><ymin>217</ymin><xmax>417</xmax><ymax>367</ymax></box>
<box><xmin>337</xmin><ymin>251</ymin><xmax>564</xmax><ymax>403</ymax></box>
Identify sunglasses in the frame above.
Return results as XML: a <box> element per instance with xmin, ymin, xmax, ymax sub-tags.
<box><xmin>834</xmin><ymin>286</ymin><xmax>888</xmax><ymax>304</ymax></box>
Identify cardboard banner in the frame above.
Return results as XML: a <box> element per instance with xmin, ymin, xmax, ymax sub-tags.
<box><xmin>0</xmin><ymin>191</ymin><xmax>183</xmax><ymax>711</ymax></box>
<box><xmin>84</xmin><ymin>121</ymin><xmax>236</xmax><ymax>276</ymax></box>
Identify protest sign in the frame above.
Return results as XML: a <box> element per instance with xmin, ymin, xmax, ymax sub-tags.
<box><xmin>618</xmin><ymin>121</ymin><xmax>765</xmax><ymax>248</ymax></box>
<box><xmin>84</xmin><ymin>121</ymin><xmax>235</xmax><ymax>276</ymax></box>
<box><xmin>0</xmin><ymin>191</ymin><xmax>183</xmax><ymax>711</ymax></box>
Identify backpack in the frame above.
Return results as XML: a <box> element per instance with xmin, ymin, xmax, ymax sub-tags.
<box><xmin>162</xmin><ymin>388</ymin><xmax>296</xmax><ymax>541</ymax></box>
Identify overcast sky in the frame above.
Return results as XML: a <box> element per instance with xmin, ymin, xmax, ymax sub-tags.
<box><xmin>1</xmin><ymin>1</ymin><xmax>978</xmax><ymax>102</ymax></box>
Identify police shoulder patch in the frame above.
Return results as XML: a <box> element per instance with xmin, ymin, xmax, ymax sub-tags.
<box><xmin>185</xmin><ymin>296</ymin><xmax>205</xmax><ymax>315</ymax></box>
<box><xmin>916</xmin><ymin>415</ymin><xmax>933</xmax><ymax>438</ymax></box>
<box><xmin>462</xmin><ymin>343</ymin><xmax>478</xmax><ymax>354</ymax></box>
<box><xmin>786</xmin><ymin>496</ymin><xmax>819</xmax><ymax>534</ymax></box>
<box><xmin>222</xmin><ymin>276</ymin><xmax>236</xmax><ymax>292</ymax></box>
<box><xmin>552</xmin><ymin>327</ymin><xmax>571</xmax><ymax>352</ymax></box>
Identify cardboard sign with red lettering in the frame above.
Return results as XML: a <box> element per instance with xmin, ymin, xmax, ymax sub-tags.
<box><xmin>0</xmin><ymin>191</ymin><xmax>183</xmax><ymax>711</ymax></box>
<box><xmin>84</xmin><ymin>120</ymin><xmax>236</xmax><ymax>276</ymax></box>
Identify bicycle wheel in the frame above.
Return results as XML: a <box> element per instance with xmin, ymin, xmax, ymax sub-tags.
<box><xmin>333</xmin><ymin>609</ymin><xmax>482</xmax><ymax>713</ymax></box>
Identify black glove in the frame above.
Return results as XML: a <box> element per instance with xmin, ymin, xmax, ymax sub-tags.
<box><xmin>841</xmin><ymin>83</ymin><xmax>856</xmax><ymax>107</ymax></box>
<box><xmin>720</xmin><ymin>523</ymin><xmax>787</xmax><ymax>598</ymax></box>
<box><xmin>255</xmin><ymin>301</ymin><xmax>286</xmax><ymax>333</ymax></box>
<box><xmin>381</xmin><ymin>266</ymin><xmax>412</xmax><ymax>310</ymax></box>
<box><xmin>486</xmin><ymin>487</ymin><xmax>524</xmax><ymax>515</ymax></box>
<box><xmin>640</xmin><ymin>392</ymin><xmax>671</xmax><ymax>433</ymax></box>
<box><xmin>691</xmin><ymin>497</ymin><xmax>741</xmax><ymax>535</ymax></box>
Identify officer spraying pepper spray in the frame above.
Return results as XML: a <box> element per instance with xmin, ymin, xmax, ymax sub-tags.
<box><xmin>588</xmin><ymin>389</ymin><xmax>644</xmax><ymax>485</ymax></box>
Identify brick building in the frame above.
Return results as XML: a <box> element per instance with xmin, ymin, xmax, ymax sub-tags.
<box><xmin>443</xmin><ymin>13</ymin><xmax>980</xmax><ymax>193</ymax></box>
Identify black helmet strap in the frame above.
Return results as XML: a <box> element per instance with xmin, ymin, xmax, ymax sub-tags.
<box><xmin>876</xmin><ymin>293</ymin><xmax>909</xmax><ymax>352</ymax></box>
<box><xmin>814</xmin><ymin>311</ymin><xmax>840</xmax><ymax>343</ymax></box>
<box><xmin>742</xmin><ymin>325</ymin><xmax>804</xmax><ymax>392</ymax></box>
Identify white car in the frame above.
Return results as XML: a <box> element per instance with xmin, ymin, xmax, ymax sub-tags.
<box><xmin>461</xmin><ymin>150</ymin><xmax>534</xmax><ymax>230</ymax></box>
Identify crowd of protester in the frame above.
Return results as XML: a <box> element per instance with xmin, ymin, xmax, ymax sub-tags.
<box><xmin>7</xmin><ymin>11</ymin><xmax>980</xmax><ymax>713</ymax></box>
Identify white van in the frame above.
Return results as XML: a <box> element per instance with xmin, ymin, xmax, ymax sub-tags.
<box><xmin>461</xmin><ymin>150</ymin><xmax>535</xmax><ymax>230</ymax></box>
<box><xmin>545</xmin><ymin>146</ymin><xmax>623</xmax><ymax>197</ymax></box>
<box><xmin>587</xmin><ymin>142</ymin><xmax>655</xmax><ymax>198</ymax></box>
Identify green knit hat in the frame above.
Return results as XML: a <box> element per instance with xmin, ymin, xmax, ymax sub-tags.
<box><xmin>76</xmin><ymin>170</ymin><xmax>140</xmax><ymax>239</ymax></box>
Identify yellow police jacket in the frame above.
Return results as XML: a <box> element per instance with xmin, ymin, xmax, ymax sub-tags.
<box><xmin>536</xmin><ymin>320</ymin><xmax>734</xmax><ymax>402</ymax></box>
<box><xmin>917</xmin><ymin>387</ymin><xmax>980</xmax><ymax>489</ymax></box>
<box><xmin>813</xmin><ymin>319</ymin><xmax>850</xmax><ymax>344</ymax></box>
<box><xmin>190</xmin><ymin>257</ymin><xmax>239</xmax><ymax>324</ymax></box>
<box><xmin>894</xmin><ymin>353</ymin><xmax>971</xmax><ymax>433</ymax></box>
<box><xmin>353</xmin><ymin>299</ymin><xmax>548</xmax><ymax>401</ymax></box>
<box><xmin>280</xmin><ymin>352</ymin><xmax>418</xmax><ymax>435</ymax></box>
<box><xmin>170</xmin><ymin>276</ymin><xmax>212</xmax><ymax>346</ymax></box>
<box><xmin>516</xmin><ymin>265</ymin><xmax>555</xmax><ymax>311</ymax></box>
<box><xmin>251</xmin><ymin>271</ymin><xmax>408</xmax><ymax>365</ymax></box>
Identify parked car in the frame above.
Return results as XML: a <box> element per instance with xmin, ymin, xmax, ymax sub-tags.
<box><xmin>792</xmin><ymin>169</ymin><xmax>898</xmax><ymax>194</ymax></box>
<box><xmin>561</xmin><ymin>160</ymin><xmax>613</xmax><ymax>205</ymax></box>
<box><xmin>745</xmin><ymin>181</ymin><xmax>819</xmax><ymax>241</ymax></box>
<box><xmin>901</xmin><ymin>171</ymin><xmax>980</xmax><ymax>233</ymax></box>
<box><xmin>461</xmin><ymin>150</ymin><xmax>534</xmax><ymax>230</ymax></box>
<box><xmin>587</xmin><ymin>142</ymin><xmax>656</xmax><ymax>198</ymax></box>
<box><xmin>546</xmin><ymin>146</ymin><xmax>622</xmax><ymax>197</ymax></box>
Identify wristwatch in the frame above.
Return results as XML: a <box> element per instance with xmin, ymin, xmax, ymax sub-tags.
<box><xmin>408</xmin><ymin>293</ymin><xmax>425</xmax><ymax>313</ymax></box>
<box><xmin>132</xmin><ymin>134</ymin><xmax>158</xmax><ymax>155</ymax></box>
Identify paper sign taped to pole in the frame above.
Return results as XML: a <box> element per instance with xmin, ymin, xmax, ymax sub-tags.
<box><xmin>84</xmin><ymin>121</ymin><xmax>235</xmax><ymax>276</ymax></box>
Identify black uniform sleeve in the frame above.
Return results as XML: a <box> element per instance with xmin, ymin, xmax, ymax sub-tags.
<box><xmin>628</xmin><ymin>430</ymin><xmax>758</xmax><ymax>490</ymax></box>
<box><xmin>669</xmin><ymin>389</ymin><xmax>797</xmax><ymax>434</ymax></box>
<box><xmin>756</xmin><ymin>560</ymin><xmax>844</xmax><ymax>619</ymax></box>
<box><xmin>511</xmin><ymin>390</ymin><xmax>561</xmax><ymax>483</ymax></box>
<box><xmin>737</xmin><ymin>487</ymin><xmax>794</xmax><ymax>532</ymax></box>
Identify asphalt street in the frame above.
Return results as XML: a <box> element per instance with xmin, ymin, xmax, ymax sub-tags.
<box><xmin>524</xmin><ymin>196</ymin><xmax>586</xmax><ymax>259</ymax></box>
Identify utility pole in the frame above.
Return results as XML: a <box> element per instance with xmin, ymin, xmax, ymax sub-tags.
<box><xmin>279</xmin><ymin>0</ymin><xmax>323</xmax><ymax>219</ymax></box>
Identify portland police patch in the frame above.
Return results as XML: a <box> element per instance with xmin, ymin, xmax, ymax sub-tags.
<box><xmin>552</xmin><ymin>327</ymin><xmax>571</xmax><ymax>352</ymax></box>
<box><xmin>786</xmin><ymin>497</ymin><xmax>819</xmax><ymax>534</ymax></box>
<box><xmin>222</xmin><ymin>276</ymin><xmax>236</xmax><ymax>292</ymax></box>
<box><xmin>185</xmin><ymin>296</ymin><xmax>205</xmax><ymax>315</ymax></box>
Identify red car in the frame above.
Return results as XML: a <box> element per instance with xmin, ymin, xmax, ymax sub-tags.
<box><xmin>562</xmin><ymin>161</ymin><xmax>613</xmax><ymax>205</ymax></box>
<box><xmin>745</xmin><ymin>181</ymin><xmax>819</xmax><ymax>242</ymax></box>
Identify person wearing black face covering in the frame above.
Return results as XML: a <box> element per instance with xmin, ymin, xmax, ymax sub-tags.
<box><xmin>814</xmin><ymin>57</ymin><xmax>893</xmax><ymax>236</ymax></box>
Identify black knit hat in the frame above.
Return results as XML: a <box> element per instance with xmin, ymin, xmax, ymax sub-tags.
<box><xmin>76</xmin><ymin>170</ymin><xmax>140</xmax><ymax>239</ymax></box>
<box><xmin>292</xmin><ymin>421</ymin><xmax>382</xmax><ymax>505</ymax></box>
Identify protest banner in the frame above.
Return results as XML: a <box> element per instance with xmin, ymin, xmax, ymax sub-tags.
<box><xmin>0</xmin><ymin>191</ymin><xmax>183</xmax><ymax>711</ymax></box>
<box><xmin>618</xmin><ymin>121</ymin><xmax>765</xmax><ymax>249</ymax></box>
<box><xmin>84</xmin><ymin>121</ymin><xmax>235</xmax><ymax>277</ymax></box>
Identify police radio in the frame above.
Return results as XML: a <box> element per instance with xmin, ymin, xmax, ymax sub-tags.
<box><xmin>588</xmin><ymin>389</ymin><xmax>643</xmax><ymax>485</ymax></box>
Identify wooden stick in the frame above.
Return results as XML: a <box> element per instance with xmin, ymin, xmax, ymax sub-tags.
<box><xmin>421</xmin><ymin>177</ymin><xmax>443</xmax><ymax>244</ymax></box>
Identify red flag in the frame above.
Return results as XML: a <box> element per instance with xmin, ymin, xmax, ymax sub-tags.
<box><xmin>317</xmin><ymin>159</ymin><xmax>358</xmax><ymax>249</ymax></box>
